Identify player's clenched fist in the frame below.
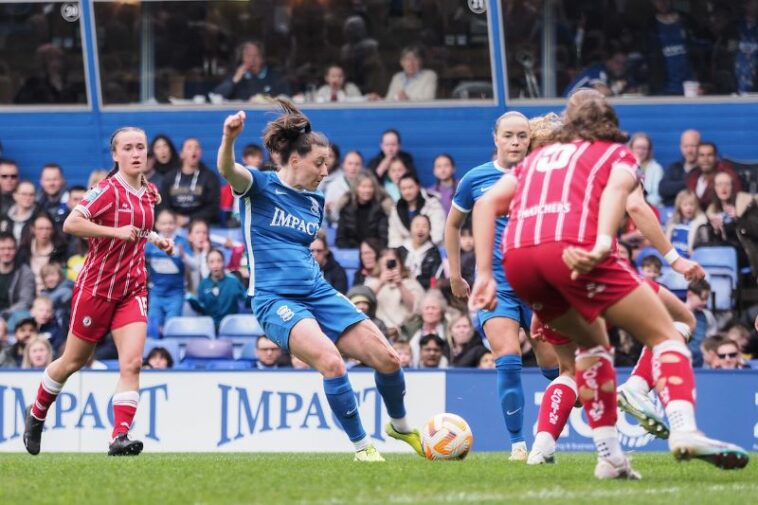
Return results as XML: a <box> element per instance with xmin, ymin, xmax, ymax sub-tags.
<box><xmin>223</xmin><ymin>111</ymin><xmax>246</xmax><ymax>140</ymax></box>
<box><xmin>114</xmin><ymin>225</ymin><xmax>139</xmax><ymax>242</ymax></box>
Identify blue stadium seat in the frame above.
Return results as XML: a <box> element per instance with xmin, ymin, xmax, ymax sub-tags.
<box><xmin>184</xmin><ymin>338</ymin><xmax>234</xmax><ymax>359</ymax></box>
<box><xmin>218</xmin><ymin>314</ymin><xmax>264</xmax><ymax>338</ymax></box>
<box><xmin>163</xmin><ymin>316</ymin><xmax>215</xmax><ymax>339</ymax></box>
<box><xmin>331</xmin><ymin>248</ymin><xmax>360</xmax><ymax>269</ymax></box>
<box><xmin>659</xmin><ymin>270</ymin><xmax>689</xmax><ymax>301</ymax></box>
<box><xmin>143</xmin><ymin>338</ymin><xmax>181</xmax><ymax>363</ymax></box>
<box><xmin>344</xmin><ymin>268</ymin><xmax>357</xmax><ymax>289</ymax></box>
<box><xmin>707</xmin><ymin>275</ymin><xmax>734</xmax><ymax>311</ymax></box>
<box><xmin>239</xmin><ymin>341</ymin><xmax>256</xmax><ymax>360</ymax></box>
<box><xmin>209</xmin><ymin>226</ymin><xmax>243</xmax><ymax>244</ymax></box>
<box><xmin>636</xmin><ymin>246</ymin><xmax>666</xmax><ymax>267</ymax></box>
<box><xmin>658</xmin><ymin>206</ymin><xmax>674</xmax><ymax>226</ymax></box>
<box><xmin>692</xmin><ymin>247</ymin><xmax>738</xmax><ymax>288</ymax></box>
<box><xmin>324</xmin><ymin>226</ymin><xmax>337</xmax><ymax>247</ymax></box>
<box><xmin>205</xmin><ymin>360</ymin><xmax>252</xmax><ymax>370</ymax></box>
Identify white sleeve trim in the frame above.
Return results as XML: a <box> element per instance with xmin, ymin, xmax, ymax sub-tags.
<box><xmin>451</xmin><ymin>201</ymin><xmax>471</xmax><ymax>214</ymax></box>
<box><xmin>231</xmin><ymin>164</ymin><xmax>254</xmax><ymax>197</ymax></box>
<box><xmin>73</xmin><ymin>204</ymin><xmax>91</xmax><ymax>219</ymax></box>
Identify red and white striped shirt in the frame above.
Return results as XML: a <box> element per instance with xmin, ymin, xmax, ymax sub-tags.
<box><xmin>505</xmin><ymin>140</ymin><xmax>639</xmax><ymax>251</ymax></box>
<box><xmin>73</xmin><ymin>174</ymin><xmax>158</xmax><ymax>301</ymax></box>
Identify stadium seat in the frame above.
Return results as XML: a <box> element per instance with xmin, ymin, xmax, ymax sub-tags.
<box><xmin>707</xmin><ymin>275</ymin><xmax>734</xmax><ymax>311</ymax></box>
<box><xmin>344</xmin><ymin>268</ymin><xmax>357</xmax><ymax>289</ymax></box>
<box><xmin>205</xmin><ymin>360</ymin><xmax>252</xmax><ymax>370</ymax></box>
<box><xmin>324</xmin><ymin>226</ymin><xmax>337</xmax><ymax>247</ymax></box>
<box><xmin>143</xmin><ymin>338</ymin><xmax>181</xmax><ymax>363</ymax></box>
<box><xmin>218</xmin><ymin>314</ymin><xmax>264</xmax><ymax>338</ymax></box>
<box><xmin>184</xmin><ymin>338</ymin><xmax>234</xmax><ymax>359</ymax></box>
<box><xmin>636</xmin><ymin>246</ymin><xmax>666</xmax><ymax>267</ymax></box>
<box><xmin>239</xmin><ymin>341</ymin><xmax>256</xmax><ymax>360</ymax></box>
<box><xmin>451</xmin><ymin>81</ymin><xmax>494</xmax><ymax>99</ymax></box>
<box><xmin>163</xmin><ymin>316</ymin><xmax>215</xmax><ymax>339</ymax></box>
<box><xmin>331</xmin><ymin>248</ymin><xmax>360</xmax><ymax>269</ymax></box>
<box><xmin>692</xmin><ymin>247</ymin><xmax>738</xmax><ymax>288</ymax></box>
<box><xmin>657</xmin><ymin>206</ymin><xmax>674</xmax><ymax>226</ymax></box>
<box><xmin>659</xmin><ymin>270</ymin><xmax>689</xmax><ymax>301</ymax></box>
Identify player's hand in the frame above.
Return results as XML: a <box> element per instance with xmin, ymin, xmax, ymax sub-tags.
<box><xmin>469</xmin><ymin>273</ymin><xmax>497</xmax><ymax>311</ymax></box>
<box><xmin>158</xmin><ymin>237</ymin><xmax>174</xmax><ymax>256</ymax></box>
<box><xmin>530</xmin><ymin>314</ymin><xmax>546</xmax><ymax>342</ymax></box>
<box><xmin>223</xmin><ymin>111</ymin><xmax>246</xmax><ymax>140</ymax></box>
<box><xmin>671</xmin><ymin>257</ymin><xmax>706</xmax><ymax>281</ymax></box>
<box><xmin>113</xmin><ymin>225</ymin><xmax>139</xmax><ymax>242</ymax></box>
<box><xmin>450</xmin><ymin>276</ymin><xmax>471</xmax><ymax>299</ymax></box>
<box><xmin>562</xmin><ymin>243</ymin><xmax>610</xmax><ymax>280</ymax></box>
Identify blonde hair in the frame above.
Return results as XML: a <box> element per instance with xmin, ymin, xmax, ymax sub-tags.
<box><xmin>528</xmin><ymin>112</ymin><xmax>562</xmax><ymax>153</ymax></box>
<box><xmin>21</xmin><ymin>337</ymin><xmax>53</xmax><ymax>369</ymax></box>
<box><xmin>671</xmin><ymin>189</ymin><xmax>704</xmax><ymax>224</ymax></box>
<box><xmin>87</xmin><ymin>169</ymin><xmax>108</xmax><ymax>189</ymax></box>
<box><xmin>493</xmin><ymin>111</ymin><xmax>529</xmax><ymax>135</ymax></box>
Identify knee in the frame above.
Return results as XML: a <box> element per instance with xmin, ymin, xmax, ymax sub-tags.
<box><xmin>119</xmin><ymin>355</ymin><xmax>143</xmax><ymax>377</ymax></box>
<box><xmin>319</xmin><ymin>353</ymin><xmax>346</xmax><ymax>378</ymax></box>
<box><xmin>375</xmin><ymin>348</ymin><xmax>401</xmax><ymax>374</ymax></box>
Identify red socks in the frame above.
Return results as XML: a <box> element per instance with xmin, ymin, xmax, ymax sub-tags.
<box><xmin>630</xmin><ymin>345</ymin><xmax>655</xmax><ymax>390</ymax></box>
<box><xmin>31</xmin><ymin>369</ymin><xmax>64</xmax><ymax>421</ymax></box>
<box><xmin>112</xmin><ymin>391</ymin><xmax>139</xmax><ymax>438</ymax></box>
<box><xmin>575</xmin><ymin>346</ymin><xmax>617</xmax><ymax>429</ymax></box>
<box><xmin>652</xmin><ymin>340</ymin><xmax>696</xmax><ymax>407</ymax></box>
<box><xmin>537</xmin><ymin>375</ymin><xmax>577</xmax><ymax>441</ymax></box>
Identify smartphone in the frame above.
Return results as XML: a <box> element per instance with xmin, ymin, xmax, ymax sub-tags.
<box><xmin>386</xmin><ymin>259</ymin><xmax>398</xmax><ymax>269</ymax></box>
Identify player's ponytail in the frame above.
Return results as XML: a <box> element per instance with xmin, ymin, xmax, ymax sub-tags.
<box><xmin>140</xmin><ymin>173</ymin><xmax>162</xmax><ymax>205</ymax></box>
<box><xmin>263</xmin><ymin>97</ymin><xmax>329</xmax><ymax>165</ymax></box>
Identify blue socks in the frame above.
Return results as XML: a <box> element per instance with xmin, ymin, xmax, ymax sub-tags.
<box><xmin>496</xmin><ymin>354</ymin><xmax>525</xmax><ymax>444</ymax></box>
<box><xmin>323</xmin><ymin>374</ymin><xmax>366</xmax><ymax>442</ymax></box>
<box><xmin>374</xmin><ymin>369</ymin><xmax>407</xmax><ymax>419</ymax></box>
<box><xmin>541</xmin><ymin>367</ymin><xmax>560</xmax><ymax>381</ymax></box>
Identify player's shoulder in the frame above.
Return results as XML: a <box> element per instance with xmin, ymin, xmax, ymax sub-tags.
<box><xmin>460</xmin><ymin>161</ymin><xmax>497</xmax><ymax>182</ymax></box>
<box><xmin>82</xmin><ymin>178</ymin><xmax>114</xmax><ymax>201</ymax></box>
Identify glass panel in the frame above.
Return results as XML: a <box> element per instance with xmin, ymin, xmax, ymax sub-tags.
<box><xmin>0</xmin><ymin>1</ymin><xmax>87</xmax><ymax>105</ymax></box>
<box><xmin>504</xmin><ymin>0</ymin><xmax>758</xmax><ymax>99</ymax></box>
<box><xmin>93</xmin><ymin>0</ymin><xmax>495</xmax><ymax>105</ymax></box>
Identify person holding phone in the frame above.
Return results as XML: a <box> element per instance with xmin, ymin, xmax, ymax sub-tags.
<box><xmin>365</xmin><ymin>248</ymin><xmax>425</xmax><ymax>336</ymax></box>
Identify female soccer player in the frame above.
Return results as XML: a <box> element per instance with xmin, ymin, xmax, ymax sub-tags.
<box><xmin>24</xmin><ymin>127</ymin><xmax>173</xmax><ymax>456</ymax></box>
<box><xmin>444</xmin><ymin>111</ymin><xmax>558</xmax><ymax>461</ymax></box>
<box><xmin>471</xmin><ymin>95</ymin><xmax>748</xmax><ymax>478</ymax></box>
<box><xmin>217</xmin><ymin>99</ymin><xmax>422</xmax><ymax>462</ymax></box>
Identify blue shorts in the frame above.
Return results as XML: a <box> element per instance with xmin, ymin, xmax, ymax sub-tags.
<box><xmin>476</xmin><ymin>289</ymin><xmax>532</xmax><ymax>336</ymax></box>
<box><xmin>252</xmin><ymin>279</ymin><xmax>367</xmax><ymax>351</ymax></box>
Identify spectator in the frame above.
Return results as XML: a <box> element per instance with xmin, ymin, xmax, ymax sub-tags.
<box><xmin>685</xmin><ymin>141</ymin><xmax>742</xmax><ymax>210</ymax></box>
<box><xmin>639</xmin><ymin>254</ymin><xmax>663</xmax><ymax>282</ymax></box>
<box><xmin>382</xmin><ymin>156</ymin><xmax>411</xmax><ymax>203</ymax></box>
<box><xmin>212</xmin><ymin>40</ymin><xmax>291</xmax><ymax>100</ymax></box>
<box><xmin>563</xmin><ymin>47</ymin><xmax>632</xmax><ymax>97</ymax></box>
<box><xmin>255</xmin><ymin>335</ymin><xmax>282</xmax><ymax>369</ymax></box>
<box><xmin>417</xmin><ymin>333</ymin><xmax>446</xmax><ymax>369</ymax></box>
<box><xmin>145</xmin><ymin>150</ymin><xmax>163</xmax><ymax>190</ymax></box>
<box><xmin>705</xmin><ymin>172</ymin><xmax>758</xmax><ymax>270</ymax></box>
<box><xmin>351</xmin><ymin>238</ymin><xmax>382</xmax><ymax>286</ymax></box>
<box><xmin>39</xmin><ymin>262</ymin><xmax>73</xmax><ymax>321</ymax></box>
<box><xmin>385</xmin><ymin>46</ymin><xmax>437</xmax><ymax>101</ymax></box>
<box><xmin>145</xmin><ymin>209</ymin><xmax>188</xmax><ymax>337</ymax></box>
<box><xmin>659</xmin><ymin>129</ymin><xmax>701</xmax><ymax>205</ymax></box>
<box><xmin>392</xmin><ymin>340</ymin><xmax>413</xmax><ymax>368</ymax></box>
<box><xmin>477</xmin><ymin>350</ymin><xmax>496</xmax><ymax>369</ymax></box>
<box><xmin>336</xmin><ymin>173</ymin><xmax>391</xmax><ymax>249</ymax></box>
<box><xmin>21</xmin><ymin>336</ymin><xmax>52</xmax><ymax>369</ymax></box>
<box><xmin>736</xmin><ymin>0</ymin><xmax>758</xmax><ymax>93</ymax></box>
<box><xmin>150</xmin><ymin>134</ymin><xmax>181</xmax><ymax>175</ymax></box>
<box><xmin>14</xmin><ymin>44</ymin><xmax>81</xmax><ymax>104</ymax></box>
<box><xmin>397</xmin><ymin>214</ymin><xmax>443</xmax><ymax>290</ymax></box>
<box><xmin>86</xmin><ymin>169</ymin><xmax>108</xmax><ymax>189</ymax></box>
<box><xmin>0</xmin><ymin>180</ymin><xmax>37</xmax><ymax>241</ymax></box>
<box><xmin>0</xmin><ymin>159</ymin><xmax>19</xmax><ymax>217</ymax></box>
<box><xmin>160</xmin><ymin>138</ymin><xmax>220</xmax><ymax>226</ymax></box>
<box><xmin>449</xmin><ymin>314</ymin><xmax>487</xmax><ymax>368</ymax></box>
<box><xmin>726</xmin><ymin>322</ymin><xmax>758</xmax><ymax>360</ymax></box>
<box><xmin>16</xmin><ymin>211</ymin><xmax>67</xmax><ymax>290</ymax></box>
<box><xmin>426</xmin><ymin>154</ymin><xmax>458</xmax><ymax>216</ymax></box>
<box><xmin>458</xmin><ymin>226</ymin><xmax>476</xmax><ymax>288</ymax></box>
<box><xmin>701</xmin><ymin>335</ymin><xmax>722</xmax><ymax>368</ymax></box>
<box><xmin>347</xmin><ymin>284</ymin><xmax>389</xmax><ymax>338</ymax></box>
<box><xmin>0</xmin><ymin>319</ymin><xmax>8</xmax><ymax>354</ymax></box>
<box><xmin>55</xmin><ymin>185</ymin><xmax>86</xmax><ymax>232</ymax></box>
<box><xmin>364</xmin><ymin>248</ymin><xmax>425</xmax><ymax>333</ymax></box>
<box><xmin>30</xmin><ymin>296</ymin><xmax>64</xmax><ymax>353</ymax></box>
<box><xmin>407</xmin><ymin>290</ymin><xmax>448</xmax><ymax>366</ymax></box>
<box><xmin>183</xmin><ymin>218</ymin><xmax>211</xmax><ymax>295</ymax></box>
<box><xmin>0</xmin><ymin>316</ymin><xmax>37</xmax><ymax>367</ymax></box>
<box><xmin>629</xmin><ymin>133</ymin><xmax>664</xmax><ymax>206</ymax></box>
<box><xmin>388</xmin><ymin>174</ymin><xmax>446</xmax><ymax>247</ymax></box>
<box><xmin>36</xmin><ymin>164</ymin><xmax>68</xmax><ymax>217</ymax></box>
<box><xmin>310</xmin><ymin>234</ymin><xmax>348</xmax><ymax>294</ymax></box>
<box><xmin>0</xmin><ymin>232</ymin><xmax>36</xmax><ymax>320</ymax></box>
<box><xmin>316</xmin><ymin>64</ymin><xmax>363</xmax><ymax>103</ymax></box>
<box><xmin>367</xmin><ymin>129</ymin><xmax>415</xmax><ymax>192</ymax></box>
<box><xmin>195</xmin><ymin>248</ymin><xmax>247</xmax><ymax>329</ymax></box>
<box><xmin>686</xmin><ymin>279</ymin><xmax>717</xmax><ymax>367</ymax></box>
<box><xmin>665</xmin><ymin>189</ymin><xmax>710</xmax><ymax>257</ymax></box>
<box><xmin>325</xmin><ymin>150</ymin><xmax>365</xmax><ymax>225</ymax></box>
<box><xmin>713</xmin><ymin>338</ymin><xmax>747</xmax><ymax>369</ymax></box>
<box><xmin>318</xmin><ymin>144</ymin><xmax>342</xmax><ymax>194</ymax></box>
<box><xmin>242</xmin><ymin>144</ymin><xmax>264</xmax><ymax>168</ymax></box>
<box><xmin>143</xmin><ymin>347</ymin><xmax>173</xmax><ymax>369</ymax></box>
<box><xmin>645</xmin><ymin>0</ymin><xmax>696</xmax><ymax>95</ymax></box>
<box><xmin>340</xmin><ymin>16</ymin><xmax>386</xmax><ymax>95</ymax></box>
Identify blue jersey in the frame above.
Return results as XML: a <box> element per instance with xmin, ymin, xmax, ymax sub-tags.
<box><xmin>656</xmin><ymin>18</ymin><xmax>691</xmax><ymax>94</ymax></box>
<box><xmin>452</xmin><ymin>161</ymin><xmax>512</xmax><ymax>291</ymax></box>
<box><xmin>146</xmin><ymin>234</ymin><xmax>189</xmax><ymax>296</ymax></box>
<box><xmin>237</xmin><ymin>169</ymin><xmax>324</xmax><ymax>296</ymax></box>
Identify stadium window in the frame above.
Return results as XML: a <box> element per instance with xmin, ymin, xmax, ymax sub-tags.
<box><xmin>504</xmin><ymin>0</ymin><xmax>758</xmax><ymax>100</ymax></box>
<box><xmin>92</xmin><ymin>0</ymin><xmax>495</xmax><ymax>106</ymax></box>
<box><xmin>0</xmin><ymin>1</ymin><xmax>88</xmax><ymax>106</ymax></box>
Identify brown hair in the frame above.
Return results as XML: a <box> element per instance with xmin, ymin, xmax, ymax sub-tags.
<box><xmin>528</xmin><ymin>112</ymin><xmax>562</xmax><ymax>153</ymax></box>
<box><xmin>554</xmin><ymin>95</ymin><xmax>628</xmax><ymax>143</ymax></box>
<box><xmin>262</xmin><ymin>98</ymin><xmax>329</xmax><ymax>165</ymax></box>
<box><xmin>107</xmin><ymin>127</ymin><xmax>161</xmax><ymax>204</ymax></box>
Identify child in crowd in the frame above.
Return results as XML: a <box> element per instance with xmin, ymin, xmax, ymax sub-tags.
<box><xmin>639</xmin><ymin>254</ymin><xmax>663</xmax><ymax>283</ymax></box>
<box><xmin>686</xmin><ymin>279</ymin><xmax>717</xmax><ymax>367</ymax></box>
<box><xmin>21</xmin><ymin>336</ymin><xmax>53</xmax><ymax>369</ymax></box>
<box><xmin>39</xmin><ymin>262</ymin><xmax>73</xmax><ymax>321</ymax></box>
<box><xmin>143</xmin><ymin>347</ymin><xmax>174</xmax><ymax>369</ymax></box>
<box><xmin>196</xmin><ymin>248</ymin><xmax>247</xmax><ymax>329</ymax></box>
<box><xmin>145</xmin><ymin>209</ymin><xmax>189</xmax><ymax>337</ymax></box>
<box><xmin>30</xmin><ymin>296</ymin><xmax>64</xmax><ymax>353</ymax></box>
<box><xmin>392</xmin><ymin>340</ymin><xmax>413</xmax><ymax>368</ymax></box>
<box><xmin>426</xmin><ymin>154</ymin><xmax>457</xmax><ymax>215</ymax></box>
<box><xmin>183</xmin><ymin>218</ymin><xmax>211</xmax><ymax>295</ymax></box>
<box><xmin>665</xmin><ymin>189</ymin><xmax>709</xmax><ymax>257</ymax></box>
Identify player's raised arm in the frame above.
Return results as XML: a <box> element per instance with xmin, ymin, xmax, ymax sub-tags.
<box><xmin>217</xmin><ymin>110</ymin><xmax>253</xmax><ymax>194</ymax></box>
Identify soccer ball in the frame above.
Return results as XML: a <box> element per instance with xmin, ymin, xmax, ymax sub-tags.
<box><xmin>421</xmin><ymin>413</ymin><xmax>473</xmax><ymax>460</ymax></box>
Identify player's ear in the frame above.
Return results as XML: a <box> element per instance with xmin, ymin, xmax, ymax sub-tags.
<box><xmin>289</xmin><ymin>152</ymin><xmax>300</xmax><ymax>169</ymax></box>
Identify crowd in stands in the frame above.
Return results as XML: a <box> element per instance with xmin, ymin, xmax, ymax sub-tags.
<box><xmin>1</xmin><ymin>121</ymin><xmax>757</xmax><ymax>372</ymax></box>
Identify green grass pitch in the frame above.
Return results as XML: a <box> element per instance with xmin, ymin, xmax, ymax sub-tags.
<box><xmin>2</xmin><ymin>452</ymin><xmax>756</xmax><ymax>505</ymax></box>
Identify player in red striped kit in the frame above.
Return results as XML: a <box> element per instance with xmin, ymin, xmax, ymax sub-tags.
<box><xmin>471</xmin><ymin>96</ymin><xmax>749</xmax><ymax>479</ymax></box>
<box><xmin>23</xmin><ymin>127</ymin><xmax>173</xmax><ymax>456</ymax></box>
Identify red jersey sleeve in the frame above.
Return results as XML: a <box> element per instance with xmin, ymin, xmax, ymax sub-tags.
<box><xmin>75</xmin><ymin>180</ymin><xmax>115</xmax><ymax>219</ymax></box>
<box><xmin>609</xmin><ymin>145</ymin><xmax>642</xmax><ymax>185</ymax></box>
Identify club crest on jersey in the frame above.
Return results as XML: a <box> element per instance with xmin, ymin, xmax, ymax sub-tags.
<box><xmin>82</xmin><ymin>316</ymin><xmax>92</xmax><ymax>327</ymax></box>
<box><xmin>277</xmin><ymin>305</ymin><xmax>294</xmax><ymax>322</ymax></box>
<box><xmin>585</xmin><ymin>283</ymin><xmax>606</xmax><ymax>299</ymax></box>
<box><xmin>307</xmin><ymin>196</ymin><xmax>321</xmax><ymax>217</ymax></box>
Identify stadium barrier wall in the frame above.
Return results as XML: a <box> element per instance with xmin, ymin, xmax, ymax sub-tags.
<box><xmin>0</xmin><ymin>369</ymin><xmax>755</xmax><ymax>453</ymax></box>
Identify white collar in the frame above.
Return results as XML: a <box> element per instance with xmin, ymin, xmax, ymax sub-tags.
<box><xmin>115</xmin><ymin>173</ymin><xmax>146</xmax><ymax>196</ymax></box>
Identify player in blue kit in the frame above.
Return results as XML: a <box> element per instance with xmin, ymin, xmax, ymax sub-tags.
<box><xmin>217</xmin><ymin>99</ymin><xmax>422</xmax><ymax>462</ymax></box>
<box><xmin>444</xmin><ymin>111</ymin><xmax>558</xmax><ymax>461</ymax></box>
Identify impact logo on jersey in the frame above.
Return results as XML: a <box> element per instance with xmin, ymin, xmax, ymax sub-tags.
<box><xmin>270</xmin><ymin>207</ymin><xmax>320</xmax><ymax>236</ymax></box>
